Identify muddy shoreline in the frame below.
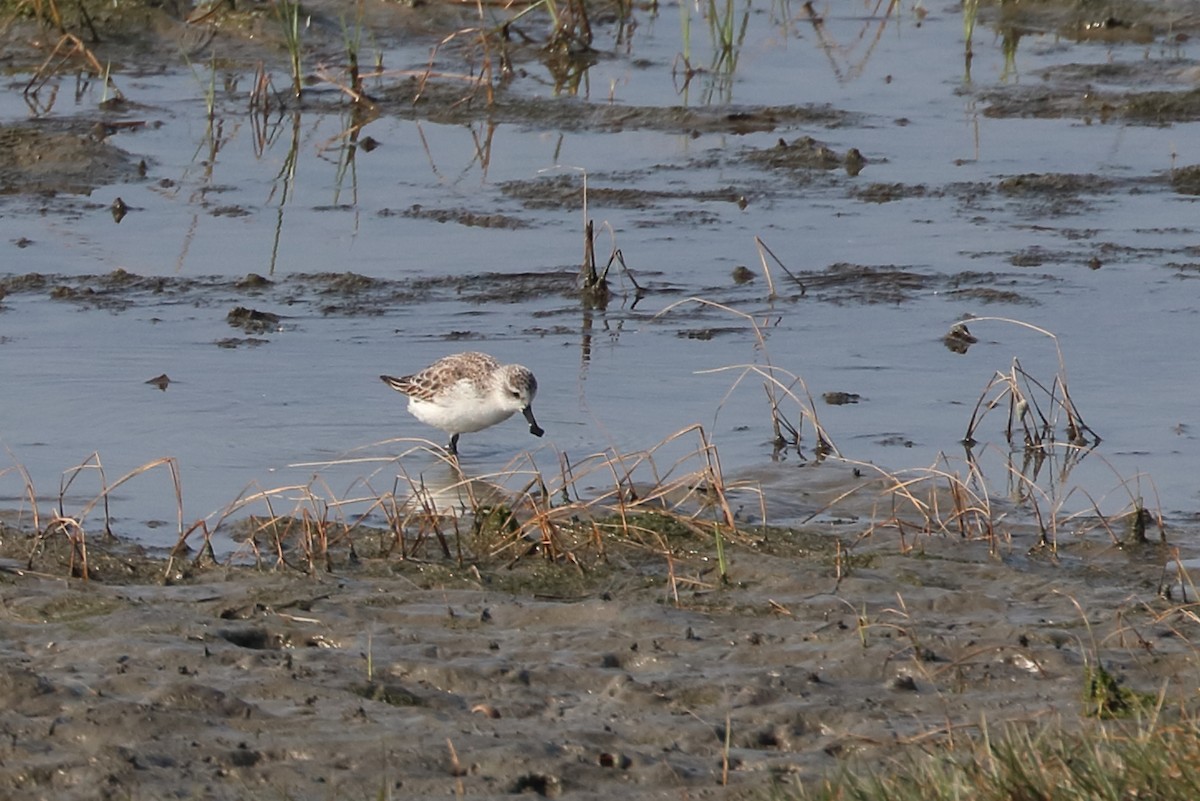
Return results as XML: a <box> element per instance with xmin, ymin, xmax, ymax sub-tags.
<box><xmin>2</xmin><ymin>514</ymin><xmax>1196</xmax><ymax>799</ymax></box>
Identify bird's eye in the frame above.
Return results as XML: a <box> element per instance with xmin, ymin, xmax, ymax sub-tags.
<box><xmin>509</xmin><ymin>390</ymin><xmax>521</xmax><ymax>399</ymax></box>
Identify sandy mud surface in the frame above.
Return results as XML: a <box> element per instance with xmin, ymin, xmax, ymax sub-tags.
<box><xmin>1</xmin><ymin>512</ymin><xmax>1196</xmax><ymax>800</ymax></box>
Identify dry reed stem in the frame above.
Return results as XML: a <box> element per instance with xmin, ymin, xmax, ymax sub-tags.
<box><xmin>57</xmin><ymin>454</ymin><xmax>183</xmax><ymax>539</ymax></box>
<box><xmin>275</xmin><ymin>428</ymin><xmax>745</xmax><ymax>577</ymax></box>
<box><xmin>24</xmin><ymin>33</ymin><xmax>117</xmax><ymax>98</ymax></box>
<box><xmin>1057</xmin><ymin>452</ymin><xmax>1165</xmax><ymax>538</ymax></box>
<box><xmin>312</xmin><ymin>63</ymin><xmax>377</xmax><ymax>107</ymax></box>
<box><xmin>753</xmin><ymin>235</ymin><xmax>804</xmax><ymax>298</ymax></box>
<box><xmin>699</xmin><ymin>362</ymin><xmax>839</xmax><ymax>458</ymax></box>
<box><xmin>57</xmin><ymin>452</ymin><xmax>110</xmax><ymax>538</ymax></box>
<box><xmin>655</xmin><ymin>296</ymin><xmax>837</xmax><ymax>458</ymax></box>
<box><xmin>960</xmin><ymin>317</ymin><xmax>1098</xmax><ymax>447</ymax></box>
<box><xmin>414</xmin><ymin>26</ymin><xmax>497</xmax><ymax>105</ymax></box>
<box><xmin>42</xmin><ymin>513</ymin><xmax>88</xmax><ymax>578</ymax></box>
<box><xmin>10</xmin><ymin>454</ymin><xmax>185</xmax><ymax>577</ymax></box>
<box><xmin>11</xmin><ymin>0</ymin><xmax>64</xmax><ymax>31</ymax></box>
<box><xmin>808</xmin><ymin>451</ymin><xmax>1096</xmax><ymax>561</ymax></box>
<box><xmin>0</xmin><ymin>456</ymin><xmax>42</xmax><ymax>535</ymax></box>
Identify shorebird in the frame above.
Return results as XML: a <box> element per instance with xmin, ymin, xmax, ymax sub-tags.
<box><xmin>380</xmin><ymin>352</ymin><xmax>544</xmax><ymax>456</ymax></box>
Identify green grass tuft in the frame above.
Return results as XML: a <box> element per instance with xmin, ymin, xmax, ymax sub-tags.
<box><xmin>790</xmin><ymin>716</ymin><xmax>1200</xmax><ymax>801</ymax></box>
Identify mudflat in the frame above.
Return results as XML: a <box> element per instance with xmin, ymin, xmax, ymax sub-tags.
<box><xmin>0</xmin><ymin>517</ymin><xmax>1192</xmax><ymax>800</ymax></box>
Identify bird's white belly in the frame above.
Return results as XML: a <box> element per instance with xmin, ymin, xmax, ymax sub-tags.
<box><xmin>407</xmin><ymin>383</ymin><xmax>516</xmax><ymax>434</ymax></box>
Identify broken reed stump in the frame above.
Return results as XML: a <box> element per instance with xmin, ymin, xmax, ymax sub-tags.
<box><xmin>581</xmin><ymin>218</ymin><xmax>609</xmax><ymax>307</ymax></box>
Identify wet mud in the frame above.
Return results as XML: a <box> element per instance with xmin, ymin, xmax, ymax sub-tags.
<box><xmin>0</xmin><ymin>261</ymin><xmax>1068</xmax><ymax>324</ymax></box>
<box><xmin>0</xmin><ymin>122</ymin><xmax>142</xmax><ymax>195</ymax></box>
<box><xmin>975</xmin><ymin>0</ymin><xmax>1200</xmax><ymax>124</ymax></box>
<box><xmin>1</xmin><ymin>506</ymin><xmax>1196</xmax><ymax>800</ymax></box>
<box><xmin>0</xmin><ymin>269</ymin><xmax>585</xmax><ymax>316</ymax></box>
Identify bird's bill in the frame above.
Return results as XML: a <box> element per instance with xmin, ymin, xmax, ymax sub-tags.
<box><xmin>523</xmin><ymin>406</ymin><xmax>545</xmax><ymax>438</ymax></box>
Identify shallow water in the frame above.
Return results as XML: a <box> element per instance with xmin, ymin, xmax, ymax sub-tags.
<box><xmin>1</xmin><ymin>3</ymin><xmax>1199</xmax><ymax>548</ymax></box>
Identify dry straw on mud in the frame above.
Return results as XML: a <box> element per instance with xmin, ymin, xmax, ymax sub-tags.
<box><xmin>350</xmin><ymin>426</ymin><xmax>745</xmax><ymax>592</ymax></box>
<box><xmin>8</xmin><ymin>428</ymin><xmax>741</xmax><ymax>588</ymax></box>
<box><xmin>7</xmin><ymin>452</ymin><xmax>182</xmax><ymax>579</ymax></box>
<box><xmin>8</xmin><ymin>0</ymin><xmax>124</xmax><ymax>103</ymax></box>
<box><xmin>9</xmin><ymin>0</ymin><xmax>599</xmax><ymax>121</ymax></box>
<box><xmin>0</xmin><ymin>424</ymin><xmax>755</xmax><ymax>596</ymax></box>
<box><xmin>959</xmin><ymin>316</ymin><xmax>1098</xmax><ymax>450</ymax></box>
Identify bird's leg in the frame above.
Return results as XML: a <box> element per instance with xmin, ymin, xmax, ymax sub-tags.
<box><xmin>447</xmin><ymin>433</ymin><xmax>460</xmax><ymax>456</ymax></box>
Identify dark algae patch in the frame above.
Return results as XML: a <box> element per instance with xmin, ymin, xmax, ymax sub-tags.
<box><xmin>1170</xmin><ymin>164</ymin><xmax>1200</xmax><ymax>195</ymax></box>
<box><xmin>745</xmin><ymin>135</ymin><xmax>863</xmax><ymax>173</ymax></box>
<box><xmin>394</xmin><ymin>204</ymin><xmax>534</xmax><ymax>229</ymax></box>
<box><xmin>226</xmin><ymin>306</ymin><xmax>281</xmax><ymax>334</ymax></box>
